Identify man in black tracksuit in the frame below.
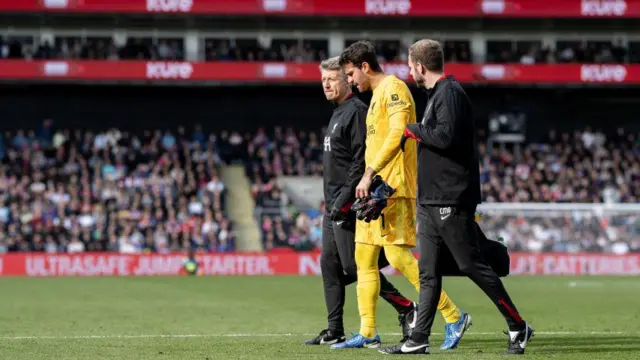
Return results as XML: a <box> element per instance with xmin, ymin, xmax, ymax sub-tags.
<box><xmin>379</xmin><ymin>40</ymin><xmax>534</xmax><ymax>356</ymax></box>
<box><xmin>304</xmin><ymin>57</ymin><xmax>417</xmax><ymax>346</ymax></box>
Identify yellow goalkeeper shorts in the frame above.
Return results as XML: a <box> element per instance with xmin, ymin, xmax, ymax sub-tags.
<box><xmin>355</xmin><ymin>197</ymin><xmax>416</xmax><ymax>247</ymax></box>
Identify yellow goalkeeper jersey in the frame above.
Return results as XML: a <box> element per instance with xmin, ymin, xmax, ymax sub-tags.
<box><xmin>365</xmin><ymin>75</ymin><xmax>417</xmax><ymax>199</ymax></box>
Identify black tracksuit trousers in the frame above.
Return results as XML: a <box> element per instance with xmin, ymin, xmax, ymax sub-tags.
<box><xmin>411</xmin><ymin>204</ymin><xmax>525</xmax><ymax>343</ymax></box>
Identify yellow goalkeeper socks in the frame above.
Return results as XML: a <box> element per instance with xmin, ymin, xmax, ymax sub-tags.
<box><xmin>357</xmin><ymin>269</ymin><xmax>380</xmax><ymax>338</ymax></box>
<box><xmin>355</xmin><ymin>243</ymin><xmax>381</xmax><ymax>339</ymax></box>
<box><xmin>438</xmin><ymin>289</ymin><xmax>461</xmax><ymax>324</ymax></box>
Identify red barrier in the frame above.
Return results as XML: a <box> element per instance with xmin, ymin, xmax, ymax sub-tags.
<box><xmin>0</xmin><ymin>60</ymin><xmax>638</xmax><ymax>85</ymax></box>
<box><xmin>0</xmin><ymin>0</ymin><xmax>637</xmax><ymax>18</ymax></box>
<box><xmin>0</xmin><ymin>252</ymin><xmax>313</xmax><ymax>276</ymax></box>
<box><xmin>509</xmin><ymin>253</ymin><xmax>640</xmax><ymax>275</ymax></box>
<box><xmin>1</xmin><ymin>252</ymin><xmax>639</xmax><ymax>276</ymax></box>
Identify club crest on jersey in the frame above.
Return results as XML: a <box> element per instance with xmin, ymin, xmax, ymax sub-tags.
<box><xmin>369</xmin><ymin>101</ymin><xmax>376</xmax><ymax>115</ymax></box>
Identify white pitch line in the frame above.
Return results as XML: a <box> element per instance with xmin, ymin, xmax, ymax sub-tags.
<box><xmin>0</xmin><ymin>331</ymin><xmax>632</xmax><ymax>341</ymax></box>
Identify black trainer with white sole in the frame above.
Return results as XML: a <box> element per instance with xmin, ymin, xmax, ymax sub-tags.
<box><xmin>378</xmin><ymin>339</ymin><xmax>429</xmax><ymax>355</ymax></box>
<box><xmin>505</xmin><ymin>323</ymin><xmax>534</xmax><ymax>355</ymax></box>
<box><xmin>303</xmin><ymin>329</ymin><xmax>346</xmax><ymax>345</ymax></box>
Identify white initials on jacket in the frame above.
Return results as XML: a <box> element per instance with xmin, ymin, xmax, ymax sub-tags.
<box><xmin>324</xmin><ymin>136</ymin><xmax>331</xmax><ymax>152</ymax></box>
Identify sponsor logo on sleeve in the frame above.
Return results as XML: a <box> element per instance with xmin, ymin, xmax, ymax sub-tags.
<box><xmin>387</xmin><ymin>93</ymin><xmax>408</xmax><ymax>108</ymax></box>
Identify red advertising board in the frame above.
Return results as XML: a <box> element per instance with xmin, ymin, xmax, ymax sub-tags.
<box><xmin>0</xmin><ymin>60</ymin><xmax>638</xmax><ymax>85</ymax></box>
<box><xmin>0</xmin><ymin>0</ymin><xmax>638</xmax><ymax>18</ymax></box>
<box><xmin>1</xmin><ymin>252</ymin><xmax>639</xmax><ymax>276</ymax></box>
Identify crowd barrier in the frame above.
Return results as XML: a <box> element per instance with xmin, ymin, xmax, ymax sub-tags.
<box><xmin>1</xmin><ymin>251</ymin><xmax>639</xmax><ymax>276</ymax></box>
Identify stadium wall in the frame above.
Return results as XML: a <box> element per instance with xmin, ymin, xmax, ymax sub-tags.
<box><xmin>1</xmin><ymin>252</ymin><xmax>639</xmax><ymax>277</ymax></box>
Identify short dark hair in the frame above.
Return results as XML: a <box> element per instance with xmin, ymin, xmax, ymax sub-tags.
<box><xmin>408</xmin><ymin>39</ymin><xmax>444</xmax><ymax>73</ymax></box>
<box><xmin>338</xmin><ymin>40</ymin><xmax>383</xmax><ymax>72</ymax></box>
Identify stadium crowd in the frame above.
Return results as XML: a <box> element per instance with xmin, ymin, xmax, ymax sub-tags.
<box><xmin>0</xmin><ymin>36</ymin><xmax>185</xmax><ymax>61</ymax></box>
<box><xmin>205</xmin><ymin>39</ymin><xmax>327</xmax><ymax>62</ymax></box>
<box><xmin>1</xmin><ymin>121</ymin><xmax>638</xmax><ymax>254</ymax></box>
<box><xmin>247</xmin><ymin>126</ymin><xmax>640</xmax><ymax>253</ymax></box>
<box><xmin>246</xmin><ymin>127</ymin><xmax>324</xmax><ymax>251</ymax></box>
<box><xmin>480</xmin><ymin>127</ymin><xmax>639</xmax><ymax>203</ymax></box>
<box><xmin>0</xmin><ymin>122</ymin><xmax>234</xmax><ymax>254</ymax></box>
<box><xmin>480</xmin><ymin>208</ymin><xmax>640</xmax><ymax>254</ymax></box>
<box><xmin>3</xmin><ymin>36</ymin><xmax>640</xmax><ymax>63</ymax></box>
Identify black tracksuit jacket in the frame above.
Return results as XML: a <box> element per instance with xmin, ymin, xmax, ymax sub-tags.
<box><xmin>406</xmin><ymin>75</ymin><xmax>482</xmax><ymax>206</ymax></box>
<box><xmin>322</xmin><ymin>95</ymin><xmax>368</xmax><ymax>211</ymax></box>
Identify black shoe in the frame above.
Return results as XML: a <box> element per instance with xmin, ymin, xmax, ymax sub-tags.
<box><xmin>398</xmin><ymin>302</ymin><xmax>418</xmax><ymax>343</ymax></box>
<box><xmin>505</xmin><ymin>323</ymin><xmax>534</xmax><ymax>355</ymax></box>
<box><xmin>303</xmin><ymin>329</ymin><xmax>346</xmax><ymax>346</ymax></box>
<box><xmin>379</xmin><ymin>339</ymin><xmax>429</xmax><ymax>354</ymax></box>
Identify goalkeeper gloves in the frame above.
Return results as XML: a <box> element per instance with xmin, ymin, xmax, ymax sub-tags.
<box><xmin>369</xmin><ymin>175</ymin><xmax>396</xmax><ymax>199</ymax></box>
<box><xmin>350</xmin><ymin>176</ymin><xmax>396</xmax><ymax>223</ymax></box>
<box><xmin>400</xmin><ymin>124</ymin><xmax>422</xmax><ymax>152</ymax></box>
<box><xmin>352</xmin><ymin>197</ymin><xmax>386</xmax><ymax>222</ymax></box>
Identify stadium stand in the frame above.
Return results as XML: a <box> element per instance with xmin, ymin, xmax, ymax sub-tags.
<box><xmin>0</xmin><ymin>36</ymin><xmax>185</xmax><ymax>61</ymax></box>
<box><xmin>245</xmin><ymin>126</ymin><xmax>323</xmax><ymax>251</ymax></box>
<box><xmin>0</xmin><ymin>122</ymin><xmax>235</xmax><ymax>254</ymax></box>
<box><xmin>2</xmin><ymin>35</ymin><xmax>640</xmax><ymax>64</ymax></box>
<box><xmin>248</xmin><ymin>126</ymin><xmax>639</xmax><ymax>253</ymax></box>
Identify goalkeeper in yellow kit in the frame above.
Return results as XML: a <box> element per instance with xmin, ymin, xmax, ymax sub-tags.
<box><xmin>331</xmin><ymin>41</ymin><xmax>471</xmax><ymax>350</ymax></box>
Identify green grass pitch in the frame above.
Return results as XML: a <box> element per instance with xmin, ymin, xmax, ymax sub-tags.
<box><xmin>1</xmin><ymin>276</ymin><xmax>640</xmax><ymax>359</ymax></box>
